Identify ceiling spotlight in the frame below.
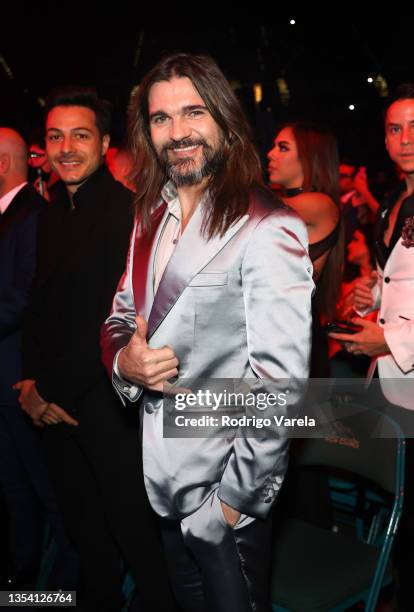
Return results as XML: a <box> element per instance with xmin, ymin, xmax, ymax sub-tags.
<box><xmin>349</xmin><ymin>104</ymin><xmax>355</xmax><ymax>111</ymax></box>
<box><xmin>290</xmin><ymin>19</ymin><xmax>296</xmax><ymax>25</ymax></box>
<box><xmin>367</xmin><ymin>77</ymin><xmax>374</xmax><ymax>83</ymax></box>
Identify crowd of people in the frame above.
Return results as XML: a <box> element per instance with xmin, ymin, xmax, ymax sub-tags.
<box><xmin>1</xmin><ymin>52</ymin><xmax>413</xmax><ymax>611</ymax></box>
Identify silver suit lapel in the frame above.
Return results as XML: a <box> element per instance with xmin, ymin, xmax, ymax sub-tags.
<box><xmin>147</xmin><ymin>202</ymin><xmax>249</xmax><ymax>339</ymax></box>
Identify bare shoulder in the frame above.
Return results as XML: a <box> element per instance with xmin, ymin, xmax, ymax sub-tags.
<box><xmin>298</xmin><ymin>191</ymin><xmax>335</xmax><ymax>208</ymax></box>
<box><xmin>284</xmin><ymin>192</ymin><xmax>338</xmax><ymax>226</ymax></box>
<box><xmin>287</xmin><ymin>191</ymin><xmax>336</xmax><ymax>213</ymax></box>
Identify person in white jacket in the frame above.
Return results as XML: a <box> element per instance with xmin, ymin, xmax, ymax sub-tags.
<box><xmin>330</xmin><ymin>84</ymin><xmax>414</xmax><ymax>411</ymax></box>
<box><xmin>330</xmin><ymin>83</ymin><xmax>414</xmax><ymax>611</ymax></box>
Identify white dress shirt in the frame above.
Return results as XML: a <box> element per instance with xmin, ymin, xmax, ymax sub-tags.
<box><xmin>153</xmin><ymin>182</ymin><xmax>182</xmax><ymax>292</ymax></box>
<box><xmin>0</xmin><ymin>182</ymin><xmax>27</xmax><ymax>214</ymax></box>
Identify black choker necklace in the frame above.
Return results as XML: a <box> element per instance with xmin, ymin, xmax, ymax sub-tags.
<box><xmin>283</xmin><ymin>187</ymin><xmax>304</xmax><ymax>198</ymax></box>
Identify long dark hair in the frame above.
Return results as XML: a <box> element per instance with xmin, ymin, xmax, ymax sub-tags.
<box><xmin>278</xmin><ymin>121</ymin><xmax>344</xmax><ymax>319</ymax></box>
<box><xmin>128</xmin><ymin>53</ymin><xmax>264</xmax><ymax>238</ymax></box>
<box><xmin>290</xmin><ymin>121</ymin><xmax>340</xmax><ymax>202</ymax></box>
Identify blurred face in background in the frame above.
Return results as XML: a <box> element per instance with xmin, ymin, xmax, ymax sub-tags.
<box><xmin>28</xmin><ymin>144</ymin><xmax>52</xmax><ymax>173</ymax></box>
<box><xmin>347</xmin><ymin>229</ymin><xmax>369</xmax><ymax>266</ymax></box>
<box><xmin>267</xmin><ymin>127</ymin><xmax>304</xmax><ymax>189</ymax></box>
<box><xmin>339</xmin><ymin>163</ymin><xmax>356</xmax><ymax>195</ymax></box>
<box><xmin>106</xmin><ymin>147</ymin><xmax>134</xmax><ymax>191</ymax></box>
<box><xmin>46</xmin><ymin>105</ymin><xmax>109</xmax><ymax>193</ymax></box>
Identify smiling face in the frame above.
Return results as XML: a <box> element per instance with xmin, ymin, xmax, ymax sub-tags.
<box><xmin>148</xmin><ymin>76</ymin><xmax>225</xmax><ymax>187</ymax></box>
<box><xmin>385</xmin><ymin>99</ymin><xmax>414</xmax><ymax>176</ymax></box>
<box><xmin>267</xmin><ymin>127</ymin><xmax>304</xmax><ymax>188</ymax></box>
<box><xmin>46</xmin><ymin>105</ymin><xmax>109</xmax><ymax>193</ymax></box>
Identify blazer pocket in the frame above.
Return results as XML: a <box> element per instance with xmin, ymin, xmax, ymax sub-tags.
<box><xmin>189</xmin><ymin>272</ymin><xmax>228</xmax><ymax>287</ymax></box>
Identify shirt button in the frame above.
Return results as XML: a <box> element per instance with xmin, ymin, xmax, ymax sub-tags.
<box><xmin>145</xmin><ymin>403</ymin><xmax>155</xmax><ymax>414</ymax></box>
<box><xmin>379</xmin><ymin>318</ymin><xmax>385</xmax><ymax>325</ymax></box>
<box><xmin>384</xmin><ymin>277</ymin><xmax>390</xmax><ymax>283</ymax></box>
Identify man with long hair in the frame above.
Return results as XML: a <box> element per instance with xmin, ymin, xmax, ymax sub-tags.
<box><xmin>101</xmin><ymin>53</ymin><xmax>314</xmax><ymax>611</ymax></box>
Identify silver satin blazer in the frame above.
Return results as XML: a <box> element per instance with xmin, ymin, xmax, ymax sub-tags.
<box><xmin>101</xmin><ymin>187</ymin><xmax>314</xmax><ymax>520</ymax></box>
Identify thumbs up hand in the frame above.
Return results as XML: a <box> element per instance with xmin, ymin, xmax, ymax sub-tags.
<box><xmin>117</xmin><ymin>316</ymin><xmax>179</xmax><ymax>391</ymax></box>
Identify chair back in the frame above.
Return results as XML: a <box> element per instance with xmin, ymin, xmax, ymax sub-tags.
<box><xmin>290</xmin><ymin>402</ymin><xmax>404</xmax><ymax>497</ymax></box>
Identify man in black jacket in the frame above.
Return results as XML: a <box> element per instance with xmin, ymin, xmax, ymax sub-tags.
<box><xmin>0</xmin><ymin>127</ymin><xmax>77</xmax><ymax>590</ymax></box>
<box><xmin>16</xmin><ymin>89</ymin><xmax>174</xmax><ymax>612</ymax></box>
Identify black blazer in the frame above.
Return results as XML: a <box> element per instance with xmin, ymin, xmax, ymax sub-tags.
<box><xmin>0</xmin><ymin>184</ymin><xmax>44</xmax><ymax>405</ymax></box>
<box><xmin>23</xmin><ymin>166</ymin><xmax>134</xmax><ymax>414</ymax></box>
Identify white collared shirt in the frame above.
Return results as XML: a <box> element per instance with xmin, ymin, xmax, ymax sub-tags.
<box><xmin>0</xmin><ymin>182</ymin><xmax>27</xmax><ymax>214</ymax></box>
<box><xmin>154</xmin><ymin>181</ymin><xmax>182</xmax><ymax>292</ymax></box>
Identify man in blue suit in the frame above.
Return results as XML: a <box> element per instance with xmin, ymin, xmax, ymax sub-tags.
<box><xmin>0</xmin><ymin>127</ymin><xmax>77</xmax><ymax>588</ymax></box>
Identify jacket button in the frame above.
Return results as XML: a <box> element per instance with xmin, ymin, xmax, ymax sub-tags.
<box><xmin>145</xmin><ymin>403</ymin><xmax>155</xmax><ymax>414</ymax></box>
<box><xmin>384</xmin><ymin>276</ymin><xmax>390</xmax><ymax>283</ymax></box>
<box><xmin>379</xmin><ymin>318</ymin><xmax>385</xmax><ymax>325</ymax></box>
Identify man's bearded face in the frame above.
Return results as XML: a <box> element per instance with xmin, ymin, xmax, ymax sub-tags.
<box><xmin>149</xmin><ymin>76</ymin><xmax>225</xmax><ymax>187</ymax></box>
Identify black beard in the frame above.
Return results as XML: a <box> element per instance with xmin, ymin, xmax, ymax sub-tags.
<box><xmin>158</xmin><ymin>137</ymin><xmax>224</xmax><ymax>186</ymax></box>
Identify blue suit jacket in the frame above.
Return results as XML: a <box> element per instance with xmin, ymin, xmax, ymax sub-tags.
<box><xmin>0</xmin><ymin>184</ymin><xmax>44</xmax><ymax>405</ymax></box>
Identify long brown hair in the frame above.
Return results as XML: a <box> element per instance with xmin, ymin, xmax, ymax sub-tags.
<box><xmin>291</xmin><ymin>121</ymin><xmax>340</xmax><ymax>203</ymax></box>
<box><xmin>128</xmin><ymin>53</ymin><xmax>264</xmax><ymax>238</ymax></box>
<box><xmin>278</xmin><ymin>121</ymin><xmax>344</xmax><ymax>319</ymax></box>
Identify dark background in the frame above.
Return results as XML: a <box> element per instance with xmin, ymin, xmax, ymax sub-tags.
<box><xmin>2</xmin><ymin>6</ymin><xmax>413</xmax><ymax>175</ymax></box>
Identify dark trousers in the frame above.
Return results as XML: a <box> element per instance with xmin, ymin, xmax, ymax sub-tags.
<box><xmin>40</xmin><ymin>383</ymin><xmax>175</xmax><ymax>612</ymax></box>
<box><xmin>160</xmin><ymin>488</ymin><xmax>272</xmax><ymax>612</ymax></box>
<box><xmin>0</xmin><ymin>405</ymin><xmax>78</xmax><ymax>588</ymax></box>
